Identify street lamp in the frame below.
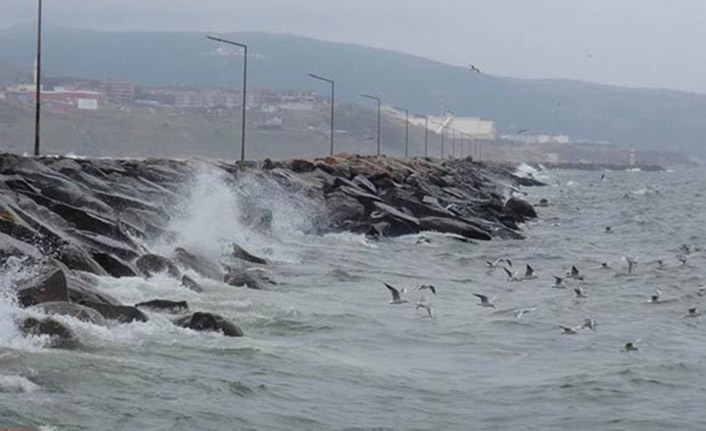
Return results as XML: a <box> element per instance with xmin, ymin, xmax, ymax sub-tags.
<box><xmin>34</xmin><ymin>0</ymin><xmax>43</xmax><ymax>156</ymax></box>
<box><xmin>416</xmin><ymin>114</ymin><xmax>429</xmax><ymax>158</ymax></box>
<box><xmin>307</xmin><ymin>73</ymin><xmax>335</xmax><ymax>156</ymax></box>
<box><xmin>451</xmin><ymin>129</ymin><xmax>457</xmax><ymax>159</ymax></box>
<box><xmin>392</xmin><ymin>106</ymin><xmax>409</xmax><ymax>157</ymax></box>
<box><xmin>360</xmin><ymin>93</ymin><xmax>382</xmax><ymax>156</ymax></box>
<box><xmin>207</xmin><ymin>35</ymin><xmax>248</xmax><ymax>161</ymax></box>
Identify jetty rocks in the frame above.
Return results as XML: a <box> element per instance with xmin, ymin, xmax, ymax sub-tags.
<box><xmin>270</xmin><ymin>154</ymin><xmax>542</xmax><ymax>240</ymax></box>
<box><xmin>0</xmin><ymin>153</ymin><xmax>541</xmax><ymax>346</ymax></box>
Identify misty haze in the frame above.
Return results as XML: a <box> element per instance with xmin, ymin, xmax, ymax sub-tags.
<box><xmin>0</xmin><ymin>1</ymin><xmax>704</xmax><ymax>430</ymax></box>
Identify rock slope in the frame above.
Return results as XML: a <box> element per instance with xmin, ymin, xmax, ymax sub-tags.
<box><xmin>0</xmin><ymin>153</ymin><xmax>541</xmax><ymax>346</ymax></box>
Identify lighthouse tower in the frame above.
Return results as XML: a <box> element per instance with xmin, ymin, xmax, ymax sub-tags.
<box><xmin>629</xmin><ymin>147</ymin><xmax>636</xmax><ymax>166</ymax></box>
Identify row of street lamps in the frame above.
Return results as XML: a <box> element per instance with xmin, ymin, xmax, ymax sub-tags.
<box><xmin>29</xmin><ymin>3</ymin><xmax>483</xmax><ymax>162</ymax></box>
<box><xmin>206</xmin><ymin>34</ymin><xmax>484</xmax><ymax>163</ymax></box>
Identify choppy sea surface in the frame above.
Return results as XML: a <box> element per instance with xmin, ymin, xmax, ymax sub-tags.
<box><xmin>2</xmin><ymin>166</ymin><xmax>706</xmax><ymax>431</ymax></box>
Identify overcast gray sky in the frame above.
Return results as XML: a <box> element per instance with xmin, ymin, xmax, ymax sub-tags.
<box><xmin>2</xmin><ymin>0</ymin><xmax>706</xmax><ymax>93</ymax></box>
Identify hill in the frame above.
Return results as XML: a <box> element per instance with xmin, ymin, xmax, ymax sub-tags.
<box><xmin>0</xmin><ymin>25</ymin><xmax>704</xmax><ymax>155</ymax></box>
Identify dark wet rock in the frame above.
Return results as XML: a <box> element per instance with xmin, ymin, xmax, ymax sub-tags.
<box><xmin>505</xmin><ymin>197</ymin><xmax>538</xmax><ymax>221</ymax></box>
<box><xmin>224</xmin><ymin>269</ymin><xmax>273</xmax><ymax>290</ymax></box>
<box><xmin>36</xmin><ymin>301</ymin><xmax>107</xmax><ymax>326</ymax></box>
<box><xmin>20</xmin><ymin>317</ymin><xmax>79</xmax><ymax>349</ymax></box>
<box><xmin>0</xmin><ymin>232</ymin><xmax>42</xmax><ymax>263</ymax></box>
<box><xmin>326</xmin><ymin>191</ymin><xmax>365</xmax><ymax>226</ymax></box>
<box><xmin>16</xmin><ymin>269</ymin><xmax>70</xmax><ymax>307</ymax></box>
<box><xmin>135</xmin><ymin>299</ymin><xmax>189</xmax><ymax>313</ymax></box>
<box><xmin>418</xmin><ymin>217</ymin><xmax>492</xmax><ymax>240</ymax></box>
<box><xmin>352</xmin><ymin>175</ymin><xmax>378</xmax><ymax>195</ymax></box>
<box><xmin>172</xmin><ymin>247</ymin><xmax>223</xmax><ymax>280</ymax></box>
<box><xmin>80</xmin><ymin>301</ymin><xmax>148</xmax><ymax>323</ymax></box>
<box><xmin>289</xmin><ymin>159</ymin><xmax>316</xmax><ymax>173</ymax></box>
<box><xmin>512</xmin><ymin>175</ymin><xmax>546</xmax><ymax>187</ymax></box>
<box><xmin>135</xmin><ymin>254</ymin><xmax>181</xmax><ymax>278</ymax></box>
<box><xmin>174</xmin><ymin>312</ymin><xmax>244</xmax><ymax>337</ymax></box>
<box><xmin>370</xmin><ymin>201</ymin><xmax>420</xmax><ymax>236</ymax></box>
<box><xmin>91</xmin><ymin>252</ymin><xmax>139</xmax><ymax>278</ymax></box>
<box><xmin>56</xmin><ymin>244</ymin><xmax>108</xmax><ymax>275</ymax></box>
<box><xmin>181</xmin><ymin>274</ymin><xmax>204</xmax><ymax>293</ymax></box>
<box><xmin>537</xmin><ymin>198</ymin><xmax>549</xmax><ymax>207</ymax></box>
<box><xmin>231</xmin><ymin>244</ymin><xmax>267</xmax><ymax>265</ymax></box>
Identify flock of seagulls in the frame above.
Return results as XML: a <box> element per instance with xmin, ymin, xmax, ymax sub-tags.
<box><xmin>377</xmin><ymin>171</ymin><xmax>704</xmax><ymax>355</ymax></box>
<box><xmin>381</xmin><ymin>236</ymin><xmax>701</xmax><ymax>354</ymax></box>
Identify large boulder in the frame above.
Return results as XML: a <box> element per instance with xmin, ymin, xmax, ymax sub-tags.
<box><xmin>80</xmin><ymin>301</ymin><xmax>148</xmax><ymax>323</ymax></box>
<box><xmin>135</xmin><ymin>299</ymin><xmax>189</xmax><ymax>313</ymax></box>
<box><xmin>505</xmin><ymin>197</ymin><xmax>538</xmax><ymax>221</ymax></box>
<box><xmin>174</xmin><ymin>312</ymin><xmax>244</xmax><ymax>337</ymax></box>
<box><xmin>16</xmin><ymin>269</ymin><xmax>70</xmax><ymax>307</ymax></box>
<box><xmin>369</xmin><ymin>201</ymin><xmax>420</xmax><ymax>236</ymax></box>
<box><xmin>325</xmin><ymin>191</ymin><xmax>365</xmax><ymax>226</ymax></box>
<box><xmin>181</xmin><ymin>275</ymin><xmax>204</xmax><ymax>293</ymax></box>
<box><xmin>231</xmin><ymin>244</ymin><xmax>267</xmax><ymax>265</ymax></box>
<box><xmin>418</xmin><ymin>217</ymin><xmax>492</xmax><ymax>241</ymax></box>
<box><xmin>224</xmin><ymin>270</ymin><xmax>269</xmax><ymax>290</ymax></box>
<box><xmin>135</xmin><ymin>254</ymin><xmax>181</xmax><ymax>278</ymax></box>
<box><xmin>20</xmin><ymin>317</ymin><xmax>79</xmax><ymax>349</ymax></box>
<box><xmin>172</xmin><ymin>248</ymin><xmax>222</xmax><ymax>280</ymax></box>
<box><xmin>37</xmin><ymin>301</ymin><xmax>107</xmax><ymax>326</ymax></box>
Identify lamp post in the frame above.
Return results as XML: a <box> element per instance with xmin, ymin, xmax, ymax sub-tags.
<box><xmin>360</xmin><ymin>93</ymin><xmax>382</xmax><ymax>156</ymax></box>
<box><xmin>207</xmin><ymin>35</ymin><xmax>248</xmax><ymax>161</ymax></box>
<box><xmin>441</xmin><ymin>126</ymin><xmax>446</xmax><ymax>159</ymax></box>
<box><xmin>34</xmin><ymin>0</ymin><xmax>43</xmax><ymax>156</ymax></box>
<box><xmin>421</xmin><ymin>115</ymin><xmax>429</xmax><ymax>158</ymax></box>
<box><xmin>452</xmin><ymin>129</ymin><xmax>457</xmax><ymax>159</ymax></box>
<box><xmin>307</xmin><ymin>73</ymin><xmax>335</xmax><ymax>156</ymax></box>
<box><xmin>393</xmin><ymin>106</ymin><xmax>409</xmax><ymax>157</ymax></box>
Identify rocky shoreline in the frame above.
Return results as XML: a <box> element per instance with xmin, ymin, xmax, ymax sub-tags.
<box><xmin>0</xmin><ymin>153</ymin><xmax>542</xmax><ymax>346</ymax></box>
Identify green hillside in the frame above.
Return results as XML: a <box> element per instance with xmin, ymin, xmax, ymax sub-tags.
<box><xmin>0</xmin><ymin>25</ymin><xmax>704</xmax><ymax>155</ymax></box>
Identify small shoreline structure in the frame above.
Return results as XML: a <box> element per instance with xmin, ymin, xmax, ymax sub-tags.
<box><xmin>0</xmin><ymin>153</ymin><xmax>541</xmax><ymax>345</ymax></box>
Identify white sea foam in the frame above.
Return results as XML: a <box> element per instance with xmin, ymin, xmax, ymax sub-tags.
<box><xmin>0</xmin><ymin>374</ymin><xmax>40</xmax><ymax>393</ymax></box>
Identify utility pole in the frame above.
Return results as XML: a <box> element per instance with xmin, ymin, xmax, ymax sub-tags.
<box><xmin>307</xmin><ymin>73</ymin><xmax>335</xmax><ymax>156</ymax></box>
<box><xmin>34</xmin><ymin>0</ymin><xmax>43</xmax><ymax>156</ymax></box>
<box><xmin>207</xmin><ymin>35</ymin><xmax>248</xmax><ymax>161</ymax></box>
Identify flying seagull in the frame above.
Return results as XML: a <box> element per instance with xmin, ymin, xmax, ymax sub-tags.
<box><xmin>552</xmin><ymin>276</ymin><xmax>565</xmax><ymax>289</ymax></box>
<box><xmin>582</xmin><ymin>318</ymin><xmax>598</xmax><ymax>331</ymax></box>
<box><xmin>503</xmin><ymin>267</ymin><xmax>521</xmax><ymax>282</ymax></box>
<box><xmin>415</xmin><ymin>302</ymin><xmax>434</xmax><ymax>318</ymax></box>
<box><xmin>574</xmin><ymin>286</ymin><xmax>587</xmax><ymax>298</ymax></box>
<box><xmin>515</xmin><ymin>307</ymin><xmax>537</xmax><ymax>319</ymax></box>
<box><xmin>469</xmin><ymin>64</ymin><xmax>482</xmax><ymax>73</ymax></box>
<box><xmin>473</xmin><ymin>293</ymin><xmax>496</xmax><ymax>308</ymax></box>
<box><xmin>625</xmin><ymin>256</ymin><xmax>637</xmax><ymax>274</ymax></box>
<box><xmin>416</xmin><ymin>284</ymin><xmax>437</xmax><ymax>296</ymax></box>
<box><xmin>560</xmin><ymin>325</ymin><xmax>581</xmax><ymax>335</ymax></box>
<box><xmin>648</xmin><ymin>290</ymin><xmax>662</xmax><ymax>304</ymax></box>
<box><xmin>384</xmin><ymin>283</ymin><xmax>408</xmax><ymax>304</ymax></box>
<box><xmin>486</xmin><ymin>257</ymin><xmax>510</xmax><ymax>272</ymax></box>
<box><xmin>524</xmin><ymin>264</ymin><xmax>538</xmax><ymax>280</ymax></box>
<box><xmin>686</xmin><ymin>307</ymin><xmax>700</xmax><ymax>318</ymax></box>
<box><xmin>567</xmin><ymin>266</ymin><xmax>585</xmax><ymax>281</ymax></box>
<box><xmin>623</xmin><ymin>340</ymin><xmax>641</xmax><ymax>352</ymax></box>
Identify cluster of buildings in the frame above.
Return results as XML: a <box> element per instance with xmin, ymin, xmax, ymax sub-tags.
<box><xmin>2</xmin><ymin>68</ymin><xmax>323</xmax><ymax>113</ymax></box>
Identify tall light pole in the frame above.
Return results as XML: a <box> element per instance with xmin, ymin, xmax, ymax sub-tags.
<box><xmin>307</xmin><ymin>73</ymin><xmax>335</xmax><ymax>156</ymax></box>
<box><xmin>451</xmin><ymin>129</ymin><xmax>457</xmax><ymax>159</ymax></box>
<box><xmin>360</xmin><ymin>93</ymin><xmax>382</xmax><ymax>156</ymax></box>
<box><xmin>393</xmin><ymin>106</ymin><xmax>409</xmax><ymax>157</ymax></box>
<box><xmin>34</xmin><ymin>0</ymin><xmax>43</xmax><ymax>156</ymax></box>
<box><xmin>421</xmin><ymin>115</ymin><xmax>429</xmax><ymax>158</ymax></box>
<box><xmin>207</xmin><ymin>35</ymin><xmax>248</xmax><ymax>161</ymax></box>
<box><xmin>441</xmin><ymin>126</ymin><xmax>446</xmax><ymax>159</ymax></box>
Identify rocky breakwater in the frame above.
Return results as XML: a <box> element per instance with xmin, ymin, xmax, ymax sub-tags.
<box><xmin>0</xmin><ymin>153</ymin><xmax>542</xmax><ymax>348</ymax></box>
